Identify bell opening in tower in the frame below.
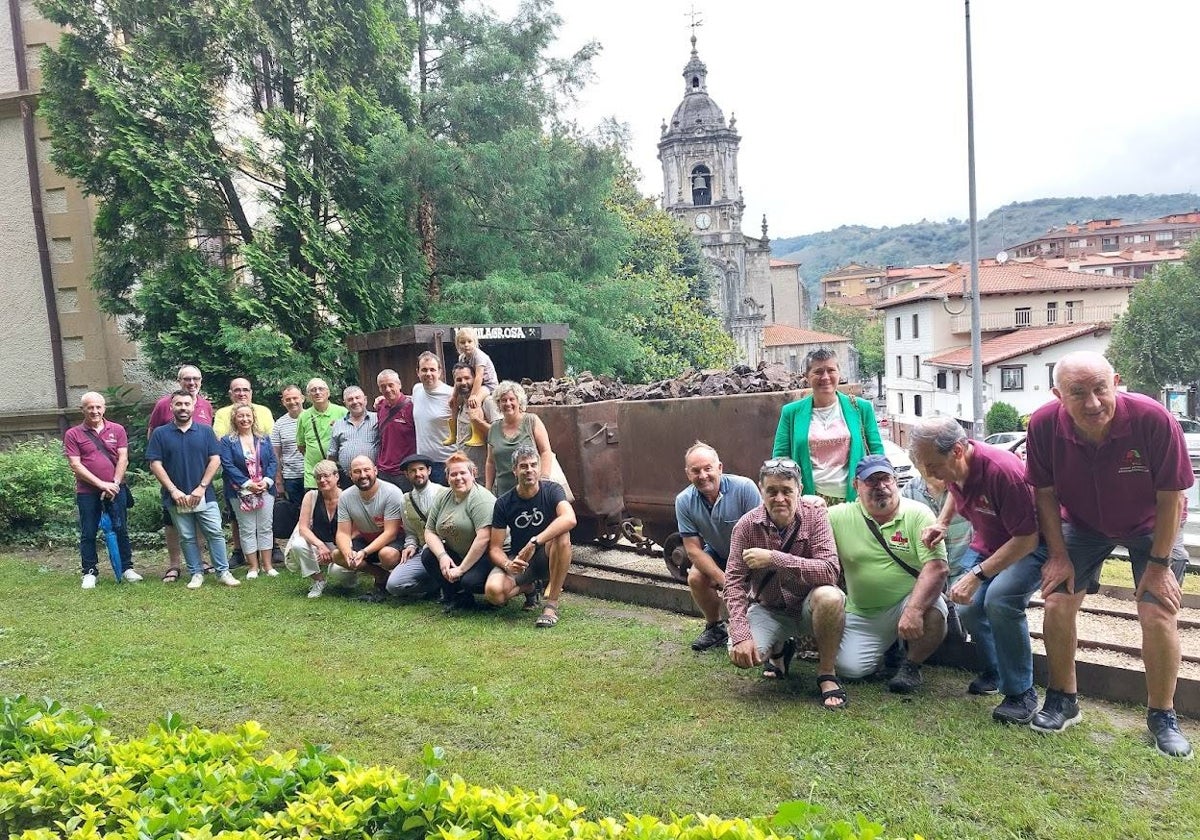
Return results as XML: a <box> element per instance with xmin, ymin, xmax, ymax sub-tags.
<box><xmin>691</xmin><ymin>164</ymin><xmax>712</xmax><ymax>206</ymax></box>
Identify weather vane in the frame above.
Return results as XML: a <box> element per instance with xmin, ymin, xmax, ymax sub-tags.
<box><xmin>686</xmin><ymin>5</ymin><xmax>703</xmax><ymax>42</ymax></box>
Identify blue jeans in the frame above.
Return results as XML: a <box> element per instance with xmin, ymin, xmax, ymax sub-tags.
<box><xmin>955</xmin><ymin>543</ymin><xmax>1046</xmax><ymax>697</ymax></box>
<box><xmin>77</xmin><ymin>492</ymin><xmax>132</xmax><ymax>575</ymax></box>
<box><xmin>170</xmin><ymin>500</ymin><xmax>230</xmax><ymax>575</ymax></box>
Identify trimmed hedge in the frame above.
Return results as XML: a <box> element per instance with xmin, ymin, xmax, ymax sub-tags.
<box><xmin>0</xmin><ymin>697</ymin><xmax>913</xmax><ymax>840</ymax></box>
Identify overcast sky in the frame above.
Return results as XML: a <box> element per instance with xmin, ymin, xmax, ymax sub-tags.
<box><xmin>488</xmin><ymin>0</ymin><xmax>1200</xmax><ymax>237</ymax></box>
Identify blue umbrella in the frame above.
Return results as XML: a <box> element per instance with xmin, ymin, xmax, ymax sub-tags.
<box><xmin>98</xmin><ymin>501</ymin><xmax>124</xmax><ymax>581</ymax></box>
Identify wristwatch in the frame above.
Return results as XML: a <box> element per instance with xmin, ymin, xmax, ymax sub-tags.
<box><xmin>970</xmin><ymin>563</ymin><xmax>991</xmax><ymax>582</ymax></box>
<box><xmin>1148</xmin><ymin>555</ymin><xmax>1171</xmax><ymax>567</ymax></box>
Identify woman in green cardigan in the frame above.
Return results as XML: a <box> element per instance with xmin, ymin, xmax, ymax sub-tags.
<box><xmin>772</xmin><ymin>348</ymin><xmax>884</xmax><ymax>503</ymax></box>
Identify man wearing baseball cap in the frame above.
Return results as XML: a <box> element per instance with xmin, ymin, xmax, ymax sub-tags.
<box><xmin>826</xmin><ymin>454</ymin><xmax>949</xmax><ymax>693</ymax></box>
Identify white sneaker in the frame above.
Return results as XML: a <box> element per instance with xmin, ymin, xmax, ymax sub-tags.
<box><xmin>122</xmin><ymin>568</ymin><xmax>144</xmax><ymax>583</ymax></box>
<box><xmin>82</xmin><ymin>573</ymin><xmax>98</xmax><ymax>590</ymax></box>
<box><xmin>218</xmin><ymin>571</ymin><xmax>241</xmax><ymax>587</ymax></box>
<box><xmin>187</xmin><ymin>573</ymin><xmax>205</xmax><ymax>589</ymax></box>
<box><xmin>307</xmin><ymin>579</ymin><xmax>327</xmax><ymax>599</ymax></box>
<box><xmin>266</xmin><ymin>568</ymin><xmax>280</xmax><ymax>577</ymax></box>
<box><xmin>245</xmin><ymin>569</ymin><xmax>259</xmax><ymax>579</ymax></box>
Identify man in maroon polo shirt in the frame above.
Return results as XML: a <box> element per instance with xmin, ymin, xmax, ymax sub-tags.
<box><xmin>147</xmin><ymin>365</ymin><xmax>216</xmax><ymax>581</ymax></box>
<box><xmin>374</xmin><ymin>368</ymin><xmax>416</xmax><ymax>491</ymax></box>
<box><xmin>1025</xmin><ymin>350</ymin><xmax>1194</xmax><ymax>758</ymax></box>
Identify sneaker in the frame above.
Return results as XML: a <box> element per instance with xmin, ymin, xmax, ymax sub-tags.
<box><xmin>266</xmin><ymin>568</ymin><xmax>280</xmax><ymax>577</ymax></box>
<box><xmin>82</xmin><ymin>573</ymin><xmax>98</xmax><ymax>590</ymax></box>
<box><xmin>122</xmin><ymin>568</ymin><xmax>144</xmax><ymax>583</ymax></box>
<box><xmin>968</xmin><ymin>672</ymin><xmax>1000</xmax><ymax>696</ymax></box>
<box><xmin>690</xmin><ymin>621</ymin><xmax>729</xmax><ymax>652</ymax></box>
<box><xmin>1147</xmin><ymin>709</ymin><xmax>1194</xmax><ymax>759</ymax></box>
<box><xmin>992</xmin><ymin>687</ymin><xmax>1039</xmax><ymax>725</ymax></box>
<box><xmin>1030</xmin><ymin>689</ymin><xmax>1082</xmax><ymax>733</ymax></box>
<box><xmin>187</xmin><ymin>573</ymin><xmax>205</xmax><ymax>589</ymax></box>
<box><xmin>218</xmin><ymin>571</ymin><xmax>241</xmax><ymax>587</ymax></box>
<box><xmin>229</xmin><ymin>549</ymin><xmax>246</xmax><ymax>568</ymax></box>
<box><xmin>357</xmin><ymin>590</ymin><xmax>387</xmax><ymax>603</ymax></box>
<box><xmin>888</xmin><ymin>660</ymin><xmax>924</xmax><ymax>694</ymax></box>
<box><xmin>271</xmin><ymin>546</ymin><xmax>284</xmax><ymax>565</ymax></box>
<box><xmin>245</xmin><ymin>569</ymin><xmax>259</xmax><ymax>580</ymax></box>
<box><xmin>307</xmin><ymin>579</ymin><xmax>327</xmax><ymax>599</ymax></box>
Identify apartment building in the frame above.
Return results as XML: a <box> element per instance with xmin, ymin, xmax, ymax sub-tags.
<box><xmin>874</xmin><ymin>263</ymin><xmax>1136</xmax><ymax>442</ymax></box>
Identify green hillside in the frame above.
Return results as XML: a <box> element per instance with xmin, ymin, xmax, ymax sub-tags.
<box><xmin>772</xmin><ymin>193</ymin><xmax>1200</xmax><ymax>299</ymax></box>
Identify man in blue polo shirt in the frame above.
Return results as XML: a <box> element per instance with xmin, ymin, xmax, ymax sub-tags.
<box><xmin>675</xmin><ymin>442</ymin><xmax>763</xmax><ymax>651</ymax></box>
<box><xmin>146</xmin><ymin>390</ymin><xmax>239</xmax><ymax>590</ymax></box>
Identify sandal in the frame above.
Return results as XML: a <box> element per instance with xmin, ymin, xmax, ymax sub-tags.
<box><xmin>161</xmin><ymin>567</ymin><xmax>181</xmax><ymax>583</ymax></box>
<box><xmin>817</xmin><ymin>673</ymin><xmax>849</xmax><ymax>710</ymax></box>
<box><xmin>535</xmin><ymin>604</ymin><xmax>559</xmax><ymax>628</ymax></box>
<box><xmin>762</xmin><ymin>638</ymin><xmax>796</xmax><ymax>679</ymax></box>
<box><xmin>202</xmin><ymin>563</ymin><xmax>215</xmax><ymax>575</ymax></box>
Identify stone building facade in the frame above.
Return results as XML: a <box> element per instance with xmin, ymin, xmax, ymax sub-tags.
<box><xmin>1</xmin><ymin>0</ymin><xmax>139</xmax><ymax>444</ymax></box>
<box><xmin>657</xmin><ymin>35</ymin><xmax>774</xmax><ymax>366</ymax></box>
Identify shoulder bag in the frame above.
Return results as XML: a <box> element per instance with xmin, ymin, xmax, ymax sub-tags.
<box><xmin>82</xmin><ymin>426</ymin><xmax>135</xmax><ymax>508</ymax></box>
<box><xmin>859</xmin><ymin>510</ymin><xmax>962</xmax><ymax>640</ymax></box>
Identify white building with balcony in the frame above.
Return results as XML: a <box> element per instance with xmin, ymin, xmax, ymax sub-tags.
<box><xmin>874</xmin><ymin>264</ymin><xmax>1136</xmax><ymax>443</ymax></box>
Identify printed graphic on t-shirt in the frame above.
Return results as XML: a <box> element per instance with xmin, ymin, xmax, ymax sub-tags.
<box><xmin>1118</xmin><ymin>449</ymin><xmax>1150</xmax><ymax>475</ymax></box>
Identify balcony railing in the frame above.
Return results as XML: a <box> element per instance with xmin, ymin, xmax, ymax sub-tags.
<box><xmin>949</xmin><ymin>304</ymin><xmax>1124</xmax><ymax>333</ymax></box>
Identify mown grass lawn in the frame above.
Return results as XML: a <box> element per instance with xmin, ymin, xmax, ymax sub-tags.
<box><xmin>2</xmin><ymin>550</ymin><xmax>1198</xmax><ymax>840</ymax></box>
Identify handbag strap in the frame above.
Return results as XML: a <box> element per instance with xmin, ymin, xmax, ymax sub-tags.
<box><xmin>849</xmin><ymin>394</ymin><xmax>871</xmax><ymax>453</ymax></box>
<box><xmin>860</xmin><ymin>509</ymin><xmax>921</xmax><ymax>578</ymax></box>
<box><xmin>82</xmin><ymin>426</ymin><xmax>119</xmax><ymax>467</ymax></box>
<box><xmin>310</xmin><ymin>415</ymin><xmax>327</xmax><ymax>458</ymax></box>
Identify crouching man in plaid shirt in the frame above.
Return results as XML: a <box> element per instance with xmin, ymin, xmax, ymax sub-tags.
<box><xmin>724</xmin><ymin>457</ymin><xmax>848</xmax><ymax>709</ymax></box>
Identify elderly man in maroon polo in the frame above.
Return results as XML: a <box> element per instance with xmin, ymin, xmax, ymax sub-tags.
<box><xmin>374</xmin><ymin>368</ymin><xmax>416</xmax><ymax>491</ymax></box>
<box><xmin>1026</xmin><ymin>350</ymin><xmax>1194</xmax><ymax>758</ymax></box>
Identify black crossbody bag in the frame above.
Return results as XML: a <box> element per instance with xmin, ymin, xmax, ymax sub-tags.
<box><xmin>82</xmin><ymin>427</ymin><xmax>135</xmax><ymax>508</ymax></box>
<box><xmin>748</xmin><ymin>521</ymin><xmax>804</xmax><ymax>604</ymax></box>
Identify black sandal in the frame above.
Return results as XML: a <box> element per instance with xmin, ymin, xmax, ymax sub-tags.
<box><xmin>817</xmin><ymin>674</ymin><xmax>849</xmax><ymax>710</ymax></box>
<box><xmin>161</xmin><ymin>567</ymin><xmax>181</xmax><ymax>583</ymax></box>
<box><xmin>762</xmin><ymin>638</ymin><xmax>796</xmax><ymax>679</ymax></box>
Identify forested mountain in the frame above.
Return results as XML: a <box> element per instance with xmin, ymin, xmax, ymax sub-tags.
<box><xmin>771</xmin><ymin>193</ymin><xmax>1200</xmax><ymax>298</ymax></box>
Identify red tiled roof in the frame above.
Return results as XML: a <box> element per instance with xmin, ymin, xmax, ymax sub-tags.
<box><xmin>764</xmin><ymin>324</ymin><xmax>850</xmax><ymax>347</ymax></box>
<box><xmin>770</xmin><ymin>258</ymin><xmax>801</xmax><ymax>267</ymax></box>
<box><xmin>874</xmin><ymin>263</ymin><xmax>1136</xmax><ymax>309</ymax></box>
<box><xmin>925</xmin><ymin>323</ymin><xmax>1110</xmax><ymax>368</ymax></box>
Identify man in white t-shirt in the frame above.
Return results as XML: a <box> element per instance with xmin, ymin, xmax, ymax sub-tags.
<box><xmin>411</xmin><ymin>351</ymin><xmax>456</xmax><ymax>485</ymax></box>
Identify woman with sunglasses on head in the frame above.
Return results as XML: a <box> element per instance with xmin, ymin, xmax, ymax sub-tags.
<box><xmin>772</xmin><ymin>348</ymin><xmax>884</xmax><ymax>504</ymax></box>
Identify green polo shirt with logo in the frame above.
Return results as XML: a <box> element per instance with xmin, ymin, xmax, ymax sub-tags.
<box><xmin>827</xmin><ymin>497</ymin><xmax>946</xmax><ymax>617</ymax></box>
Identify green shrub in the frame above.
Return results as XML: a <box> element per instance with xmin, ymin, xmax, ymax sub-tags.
<box><xmin>984</xmin><ymin>401</ymin><xmax>1021</xmax><ymax>436</ymax></box>
<box><xmin>0</xmin><ymin>440</ymin><xmax>75</xmax><ymax>532</ymax></box>
<box><xmin>0</xmin><ymin>696</ymin><xmax>911</xmax><ymax>840</ymax></box>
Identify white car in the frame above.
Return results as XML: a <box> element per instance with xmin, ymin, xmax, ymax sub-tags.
<box><xmin>881</xmin><ymin>439</ymin><xmax>914</xmax><ymax>487</ymax></box>
<box><xmin>1176</xmin><ymin>417</ymin><xmax>1200</xmax><ymax>473</ymax></box>
<box><xmin>984</xmin><ymin>431</ymin><xmax>1025</xmax><ymax>446</ymax></box>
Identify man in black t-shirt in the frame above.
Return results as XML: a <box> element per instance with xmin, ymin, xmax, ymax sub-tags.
<box><xmin>485</xmin><ymin>444</ymin><xmax>576</xmax><ymax>627</ymax></box>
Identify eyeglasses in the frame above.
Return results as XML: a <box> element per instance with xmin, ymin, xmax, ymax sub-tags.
<box><xmin>761</xmin><ymin>458</ymin><xmax>801</xmax><ymax>479</ymax></box>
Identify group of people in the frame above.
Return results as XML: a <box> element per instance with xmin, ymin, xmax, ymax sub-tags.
<box><xmin>677</xmin><ymin>348</ymin><xmax>1194</xmax><ymax>759</ymax></box>
<box><xmin>63</xmin><ymin>328</ymin><xmax>572</xmax><ymax>628</ymax></box>
<box><xmin>62</xmin><ymin>339</ymin><xmax>1193</xmax><ymax>757</ymax></box>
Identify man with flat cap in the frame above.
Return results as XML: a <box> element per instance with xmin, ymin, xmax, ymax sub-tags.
<box><xmin>386</xmin><ymin>453</ymin><xmax>448</xmax><ymax>596</ymax></box>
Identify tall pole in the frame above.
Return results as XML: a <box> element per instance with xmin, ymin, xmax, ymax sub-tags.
<box><xmin>965</xmin><ymin>0</ymin><xmax>985</xmax><ymax>439</ymax></box>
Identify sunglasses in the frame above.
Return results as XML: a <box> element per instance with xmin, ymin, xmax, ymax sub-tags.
<box><xmin>761</xmin><ymin>458</ymin><xmax>800</xmax><ymax>474</ymax></box>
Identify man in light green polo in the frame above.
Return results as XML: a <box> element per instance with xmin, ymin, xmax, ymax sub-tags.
<box><xmin>296</xmin><ymin>378</ymin><xmax>348</xmax><ymax>489</ymax></box>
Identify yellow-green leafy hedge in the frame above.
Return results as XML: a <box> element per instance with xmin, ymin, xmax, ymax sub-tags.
<box><xmin>0</xmin><ymin>697</ymin><xmax>914</xmax><ymax>840</ymax></box>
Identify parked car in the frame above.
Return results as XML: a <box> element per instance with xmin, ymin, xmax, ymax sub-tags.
<box><xmin>1176</xmin><ymin>417</ymin><xmax>1200</xmax><ymax>473</ymax></box>
<box><xmin>881</xmin><ymin>439</ymin><xmax>914</xmax><ymax>487</ymax></box>
<box><xmin>984</xmin><ymin>431</ymin><xmax>1025</xmax><ymax>446</ymax></box>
